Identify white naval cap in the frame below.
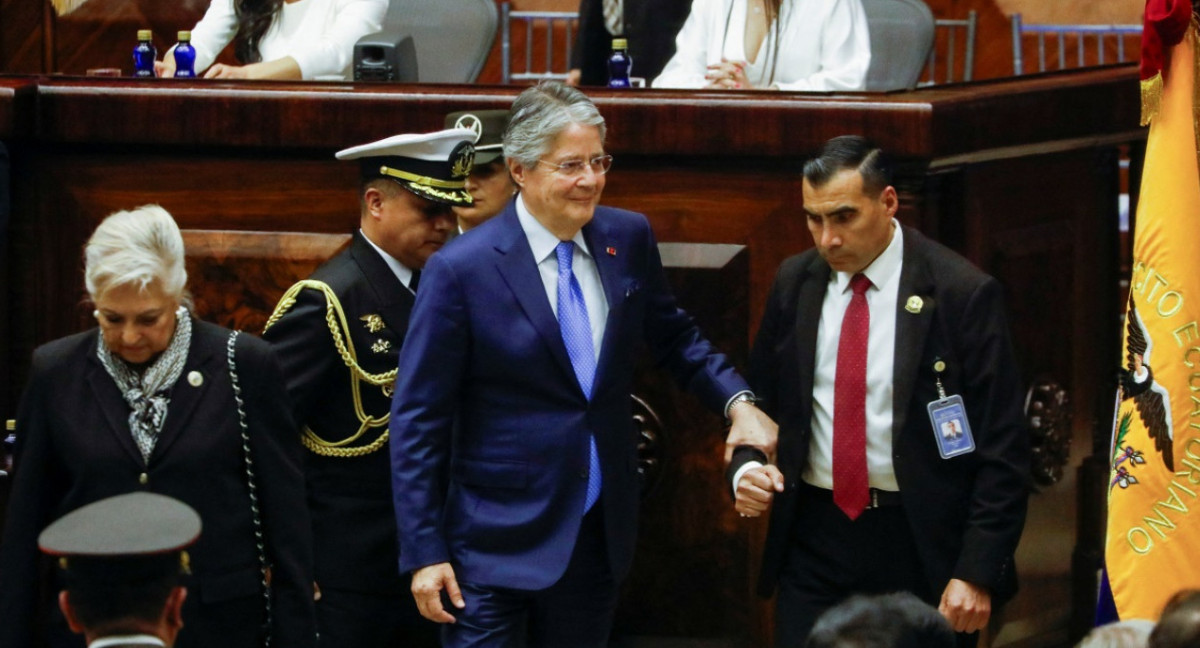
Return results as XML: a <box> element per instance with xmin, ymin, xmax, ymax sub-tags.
<box><xmin>336</xmin><ymin>128</ymin><xmax>477</xmax><ymax>206</ymax></box>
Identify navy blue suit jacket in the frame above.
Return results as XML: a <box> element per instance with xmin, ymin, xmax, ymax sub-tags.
<box><xmin>391</xmin><ymin>202</ymin><xmax>748</xmax><ymax>590</ymax></box>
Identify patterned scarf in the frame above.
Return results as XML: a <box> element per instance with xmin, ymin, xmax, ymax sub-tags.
<box><xmin>96</xmin><ymin>307</ymin><xmax>192</xmax><ymax>464</ymax></box>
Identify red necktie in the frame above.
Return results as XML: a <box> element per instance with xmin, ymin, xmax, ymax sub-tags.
<box><xmin>833</xmin><ymin>273</ymin><xmax>872</xmax><ymax>520</ymax></box>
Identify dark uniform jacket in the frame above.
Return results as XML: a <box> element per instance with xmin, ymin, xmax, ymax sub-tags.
<box><xmin>262</xmin><ymin>231</ymin><xmax>412</xmax><ymax>596</ymax></box>
<box><xmin>0</xmin><ymin>320</ymin><xmax>316</xmax><ymax>648</ymax></box>
<box><xmin>736</xmin><ymin>226</ymin><xmax>1030</xmax><ymax>604</ymax></box>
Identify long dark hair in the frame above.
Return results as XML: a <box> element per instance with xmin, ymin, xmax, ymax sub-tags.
<box><xmin>234</xmin><ymin>0</ymin><xmax>283</xmax><ymax>64</ymax></box>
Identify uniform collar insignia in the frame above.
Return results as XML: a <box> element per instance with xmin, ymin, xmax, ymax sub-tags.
<box><xmin>361</xmin><ymin>314</ymin><xmax>386</xmax><ymax>333</ymax></box>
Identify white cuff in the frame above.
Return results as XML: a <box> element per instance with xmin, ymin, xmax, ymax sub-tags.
<box><xmin>731</xmin><ymin>460</ymin><xmax>764</xmax><ymax>495</ymax></box>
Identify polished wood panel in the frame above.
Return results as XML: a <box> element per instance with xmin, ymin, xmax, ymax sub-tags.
<box><xmin>616</xmin><ymin>244</ymin><xmax>755</xmax><ymax>644</ymax></box>
<box><xmin>0</xmin><ymin>70</ymin><xmax>1138</xmax><ymax>646</ymax></box>
<box><xmin>184</xmin><ymin>230</ymin><xmax>351</xmax><ymax>332</ymax></box>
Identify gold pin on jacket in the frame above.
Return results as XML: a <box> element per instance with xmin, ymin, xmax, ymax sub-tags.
<box><xmin>371</xmin><ymin>339</ymin><xmax>392</xmax><ymax>354</ymax></box>
<box><xmin>361</xmin><ymin>314</ymin><xmax>385</xmax><ymax>333</ymax></box>
<box><xmin>905</xmin><ymin>296</ymin><xmax>924</xmax><ymax>314</ymax></box>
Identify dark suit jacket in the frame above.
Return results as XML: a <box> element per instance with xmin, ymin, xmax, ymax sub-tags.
<box><xmin>0</xmin><ymin>320</ymin><xmax>315</xmax><ymax>648</ymax></box>
<box><xmin>391</xmin><ymin>203</ymin><xmax>748</xmax><ymax>590</ymax></box>
<box><xmin>572</xmin><ymin>0</ymin><xmax>691</xmax><ymax>86</ymax></box>
<box><xmin>738</xmin><ymin>226</ymin><xmax>1029</xmax><ymax>603</ymax></box>
<box><xmin>262</xmin><ymin>231</ymin><xmax>413</xmax><ymax>596</ymax></box>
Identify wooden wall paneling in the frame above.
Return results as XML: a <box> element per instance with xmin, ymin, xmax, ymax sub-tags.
<box><xmin>183</xmin><ymin>230</ymin><xmax>351</xmax><ymax>333</ymax></box>
<box><xmin>614</xmin><ymin>243</ymin><xmax>756</xmax><ymax>646</ymax></box>
<box><xmin>0</xmin><ymin>0</ymin><xmax>49</xmax><ymax>73</ymax></box>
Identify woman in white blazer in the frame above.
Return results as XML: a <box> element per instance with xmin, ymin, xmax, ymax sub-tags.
<box><xmin>653</xmin><ymin>0</ymin><xmax>870</xmax><ymax>91</ymax></box>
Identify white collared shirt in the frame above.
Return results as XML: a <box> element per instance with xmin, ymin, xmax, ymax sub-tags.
<box><xmin>360</xmin><ymin>228</ymin><xmax>418</xmax><ymax>294</ymax></box>
<box><xmin>732</xmin><ymin>220</ymin><xmax>904</xmax><ymax>493</ymax></box>
<box><xmin>516</xmin><ymin>194</ymin><xmax>608</xmax><ymax>362</ymax></box>
<box><xmin>89</xmin><ymin>635</ymin><xmax>166</xmax><ymax>648</ymax></box>
<box><xmin>804</xmin><ymin>221</ymin><xmax>903</xmax><ymax>491</ymax></box>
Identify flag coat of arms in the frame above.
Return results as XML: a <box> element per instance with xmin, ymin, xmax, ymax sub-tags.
<box><xmin>1106</xmin><ymin>0</ymin><xmax>1200</xmax><ymax>621</ymax></box>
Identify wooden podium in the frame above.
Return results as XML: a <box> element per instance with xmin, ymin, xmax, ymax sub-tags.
<box><xmin>0</xmin><ymin>68</ymin><xmax>1141</xmax><ymax>646</ymax></box>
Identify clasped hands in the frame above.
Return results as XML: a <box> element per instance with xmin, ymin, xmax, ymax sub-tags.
<box><xmin>726</xmin><ymin>401</ymin><xmax>784</xmax><ymax>518</ymax></box>
<box><xmin>705</xmin><ymin>58</ymin><xmax>751</xmax><ymax>89</ymax></box>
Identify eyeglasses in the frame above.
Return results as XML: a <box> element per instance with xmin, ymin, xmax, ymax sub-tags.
<box><xmin>536</xmin><ymin>155</ymin><xmax>614</xmax><ymax>177</ymax></box>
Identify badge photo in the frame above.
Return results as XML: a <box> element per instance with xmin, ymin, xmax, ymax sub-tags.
<box><xmin>928</xmin><ymin>394</ymin><xmax>976</xmax><ymax>459</ymax></box>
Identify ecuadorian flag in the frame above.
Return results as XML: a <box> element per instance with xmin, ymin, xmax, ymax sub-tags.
<box><xmin>1105</xmin><ymin>0</ymin><xmax>1200</xmax><ymax>622</ymax></box>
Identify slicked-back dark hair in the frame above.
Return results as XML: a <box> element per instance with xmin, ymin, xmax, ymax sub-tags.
<box><xmin>802</xmin><ymin>135</ymin><xmax>893</xmax><ymax>196</ymax></box>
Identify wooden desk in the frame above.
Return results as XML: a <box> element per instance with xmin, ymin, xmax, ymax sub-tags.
<box><xmin>0</xmin><ymin>68</ymin><xmax>1140</xmax><ymax>646</ymax></box>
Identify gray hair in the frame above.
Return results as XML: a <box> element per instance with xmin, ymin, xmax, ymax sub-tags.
<box><xmin>503</xmin><ymin>80</ymin><xmax>606</xmax><ymax>167</ymax></box>
<box><xmin>84</xmin><ymin>204</ymin><xmax>187</xmax><ymax>302</ymax></box>
<box><xmin>1079</xmin><ymin>619</ymin><xmax>1156</xmax><ymax>648</ymax></box>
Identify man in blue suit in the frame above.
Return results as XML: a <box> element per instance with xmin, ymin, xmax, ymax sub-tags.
<box><xmin>390</xmin><ymin>80</ymin><xmax>777</xmax><ymax>647</ymax></box>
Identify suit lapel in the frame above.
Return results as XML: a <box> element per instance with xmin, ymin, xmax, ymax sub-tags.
<box><xmin>85</xmin><ymin>352</ymin><xmax>144</xmax><ymax>466</ymax></box>
<box><xmin>795</xmin><ymin>255</ymin><xmax>831</xmax><ymax>409</ymax></box>
<box><xmin>149</xmin><ymin>320</ymin><xmax>218</xmax><ymax>463</ymax></box>
<box><xmin>349</xmin><ymin>232</ymin><xmax>413</xmax><ymax>337</ymax></box>
<box><xmin>492</xmin><ymin>206</ymin><xmax>579</xmax><ymax>388</ymax></box>
<box><xmin>582</xmin><ymin>216</ymin><xmax>624</xmax><ymax>391</ymax></box>
<box><xmin>892</xmin><ymin>227</ymin><xmax>936</xmax><ymax>439</ymax></box>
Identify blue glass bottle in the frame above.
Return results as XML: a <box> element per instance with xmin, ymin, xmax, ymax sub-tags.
<box><xmin>133</xmin><ymin>29</ymin><xmax>156</xmax><ymax>78</ymax></box>
<box><xmin>173</xmin><ymin>30</ymin><xmax>196</xmax><ymax>78</ymax></box>
<box><xmin>607</xmin><ymin>38</ymin><xmax>632</xmax><ymax>89</ymax></box>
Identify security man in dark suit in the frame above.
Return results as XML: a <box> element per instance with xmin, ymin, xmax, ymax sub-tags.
<box><xmin>731</xmin><ymin>136</ymin><xmax>1030</xmax><ymax>647</ymax></box>
<box><xmin>41</xmin><ymin>492</ymin><xmax>201</xmax><ymax>648</ymax></box>
<box><xmin>262</xmin><ymin>128</ymin><xmax>476</xmax><ymax>648</ymax></box>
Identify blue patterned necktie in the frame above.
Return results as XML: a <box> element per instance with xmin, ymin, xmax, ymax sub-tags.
<box><xmin>556</xmin><ymin>241</ymin><xmax>602</xmax><ymax>512</ymax></box>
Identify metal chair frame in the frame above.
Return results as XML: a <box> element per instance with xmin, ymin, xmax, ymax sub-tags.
<box><xmin>501</xmin><ymin>2</ymin><xmax>581</xmax><ymax>84</ymax></box>
<box><xmin>1011</xmin><ymin>14</ymin><xmax>1141</xmax><ymax>75</ymax></box>
<box><xmin>923</xmin><ymin>10</ymin><xmax>977</xmax><ymax>85</ymax></box>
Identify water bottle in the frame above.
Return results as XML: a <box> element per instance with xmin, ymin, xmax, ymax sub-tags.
<box><xmin>132</xmin><ymin>29</ymin><xmax>156</xmax><ymax>78</ymax></box>
<box><xmin>607</xmin><ymin>38</ymin><xmax>632</xmax><ymax>89</ymax></box>
<box><xmin>173</xmin><ymin>30</ymin><xmax>196</xmax><ymax>78</ymax></box>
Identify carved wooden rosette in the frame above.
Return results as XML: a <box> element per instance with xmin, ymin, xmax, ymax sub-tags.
<box><xmin>1027</xmin><ymin>377</ymin><xmax>1072</xmax><ymax>491</ymax></box>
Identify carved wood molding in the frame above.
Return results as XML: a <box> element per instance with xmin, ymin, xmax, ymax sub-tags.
<box><xmin>1027</xmin><ymin>377</ymin><xmax>1072</xmax><ymax>491</ymax></box>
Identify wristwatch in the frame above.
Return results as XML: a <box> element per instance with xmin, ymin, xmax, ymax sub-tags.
<box><xmin>725</xmin><ymin>392</ymin><xmax>759</xmax><ymax>420</ymax></box>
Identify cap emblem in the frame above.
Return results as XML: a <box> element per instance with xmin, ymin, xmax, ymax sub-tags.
<box><xmin>451</xmin><ymin>142</ymin><xmax>476</xmax><ymax>180</ymax></box>
<box><xmin>454</xmin><ymin>114</ymin><xmax>484</xmax><ymax>142</ymax></box>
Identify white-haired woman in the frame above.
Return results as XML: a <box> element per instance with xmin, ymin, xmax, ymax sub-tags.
<box><xmin>0</xmin><ymin>206</ymin><xmax>316</xmax><ymax>648</ymax></box>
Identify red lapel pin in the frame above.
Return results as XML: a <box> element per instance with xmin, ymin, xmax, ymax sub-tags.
<box><xmin>606</xmin><ymin>247</ymin><xmax>617</xmax><ymax>256</ymax></box>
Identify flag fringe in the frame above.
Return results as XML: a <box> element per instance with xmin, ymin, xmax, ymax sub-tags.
<box><xmin>49</xmin><ymin>0</ymin><xmax>89</xmax><ymax>16</ymax></box>
<box><xmin>1143</xmin><ymin>73</ymin><xmax>1164</xmax><ymax>127</ymax></box>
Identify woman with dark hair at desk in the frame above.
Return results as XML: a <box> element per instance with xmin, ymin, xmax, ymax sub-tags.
<box><xmin>0</xmin><ymin>205</ymin><xmax>316</xmax><ymax>648</ymax></box>
<box><xmin>652</xmin><ymin>0</ymin><xmax>870</xmax><ymax>91</ymax></box>
<box><xmin>157</xmin><ymin>0</ymin><xmax>387</xmax><ymax>80</ymax></box>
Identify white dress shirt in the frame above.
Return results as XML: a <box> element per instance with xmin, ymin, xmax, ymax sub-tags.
<box><xmin>734</xmin><ymin>221</ymin><xmax>904</xmax><ymax>492</ymax></box>
<box><xmin>184</xmin><ymin>0</ymin><xmax>387</xmax><ymax>80</ymax></box>
<box><xmin>804</xmin><ymin>222</ymin><xmax>903</xmax><ymax>491</ymax></box>
<box><xmin>516</xmin><ymin>194</ymin><xmax>609</xmax><ymax>361</ymax></box>
<box><xmin>652</xmin><ymin>0</ymin><xmax>870</xmax><ymax>91</ymax></box>
<box><xmin>89</xmin><ymin>636</ymin><xmax>166</xmax><ymax>648</ymax></box>
<box><xmin>361</xmin><ymin>228</ymin><xmax>418</xmax><ymax>294</ymax></box>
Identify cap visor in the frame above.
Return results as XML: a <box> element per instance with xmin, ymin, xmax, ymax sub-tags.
<box><xmin>394</xmin><ymin>179</ymin><xmax>474</xmax><ymax>207</ymax></box>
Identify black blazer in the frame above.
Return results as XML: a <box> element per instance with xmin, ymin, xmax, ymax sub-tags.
<box><xmin>262</xmin><ymin>231</ymin><xmax>413</xmax><ymax>596</ymax></box>
<box><xmin>0</xmin><ymin>319</ymin><xmax>316</xmax><ymax>648</ymax></box>
<box><xmin>572</xmin><ymin>0</ymin><xmax>691</xmax><ymax>86</ymax></box>
<box><xmin>738</xmin><ymin>226</ymin><xmax>1030</xmax><ymax>603</ymax></box>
